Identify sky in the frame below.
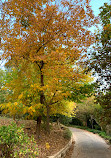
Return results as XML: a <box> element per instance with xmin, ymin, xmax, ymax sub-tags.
<box><xmin>0</xmin><ymin>0</ymin><xmax>111</xmax><ymax>69</ymax></box>
<box><xmin>90</xmin><ymin>0</ymin><xmax>110</xmax><ymax>16</ymax></box>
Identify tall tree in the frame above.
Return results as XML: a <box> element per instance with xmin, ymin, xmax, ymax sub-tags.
<box><xmin>0</xmin><ymin>0</ymin><xmax>97</xmax><ymax>136</ymax></box>
<box><xmin>89</xmin><ymin>3</ymin><xmax>111</xmax><ymax>126</ymax></box>
<box><xmin>75</xmin><ymin>96</ymin><xmax>101</xmax><ymax>128</ymax></box>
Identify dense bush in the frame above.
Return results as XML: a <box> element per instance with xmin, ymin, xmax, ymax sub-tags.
<box><xmin>70</xmin><ymin>117</ymin><xmax>83</xmax><ymax>126</ymax></box>
<box><xmin>41</xmin><ymin>122</ymin><xmax>52</xmax><ymax>131</ymax></box>
<box><xmin>94</xmin><ymin>124</ymin><xmax>101</xmax><ymax>130</ymax></box>
<box><xmin>50</xmin><ymin>114</ymin><xmax>72</xmax><ymax>125</ymax></box>
<box><xmin>0</xmin><ymin>122</ymin><xmax>38</xmax><ymax>157</ymax></box>
<box><xmin>63</xmin><ymin>128</ymin><xmax>72</xmax><ymax>140</ymax></box>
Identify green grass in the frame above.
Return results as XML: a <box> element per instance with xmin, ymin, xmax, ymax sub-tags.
<box><xmin>69</xmin><ymin>125</ymin><xmax>111</xmax><ymax>144</ymax></box>
<box><xmin>63</xmin><ymin>128</ymin><xmax>72</xmax><ymax>140</ymax></box>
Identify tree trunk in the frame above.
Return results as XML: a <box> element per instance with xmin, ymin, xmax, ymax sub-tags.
<box><xmin>85</xmin><ymin>115</ymin><xmax>88</xmax><ymax>127</ymax></box>
<box><xmin>36</xmin><ymin>60</ymin><xmax>50</xmax><ymax>136</ymax></box>
<box><xmin>57</xmin><ymin>118</ymin><xmax>60</xmax><ymax>126</ymax></box>
<box><xmin>90</xmin><ymin>115</ymin><xmax>94</xmax><ymax>129</ymax></box>
<box><xmin>91</xmin><ymin>119</ymin><xmax>93</xmax><ymax>129</ymax></box>
<box><xmin>57</xmin><ymin>117</ymin><xmax>61</xmax><ymax>130</ymax></box>
<box><xmin>36</xmin><ymin>61</ymin><xmax>44</xmax><ymax>138</ymax></box>
<box><xmin>36</xmin><ymin>91</ymin><xmax>44</xmax><ymax>138</ymax></box>
<box><xmin>36</xmin><ymin>116</ymin><xmax>42</xmax><ymax>138</ymax></box>
<box><xmin>46</xmin><ymin>105</ymin><xmax>50</xmax><ymax>134</ymax></box>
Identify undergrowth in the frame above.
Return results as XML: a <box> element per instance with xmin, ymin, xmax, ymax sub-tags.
<box><xmin>0</xmin><ymin>122</ymin><xmax>38</xmax><ymax>157</ymax></box>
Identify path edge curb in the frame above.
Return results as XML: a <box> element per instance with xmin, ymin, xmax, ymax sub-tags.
<box><xmin>47</xmin><ymin>127</ymin><xmax>74</xmax><ymax>158</ymax></box>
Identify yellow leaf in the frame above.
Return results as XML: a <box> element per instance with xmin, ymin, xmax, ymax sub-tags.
<box><xmin>46</xmin><ymin>143</ymin><xmax>50</xmax><ymax>149</ymax></box>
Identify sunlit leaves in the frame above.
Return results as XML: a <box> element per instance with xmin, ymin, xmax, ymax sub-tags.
<box><xmin>0</xmin><ymin>0</ymin><xmax>98</xmax><ymax>125</ymax></box>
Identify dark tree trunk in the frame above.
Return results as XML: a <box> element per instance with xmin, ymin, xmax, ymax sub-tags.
<box><xmin>46</xmin><ymin>105</ymin><xmax>50</xmax><ymax>134</ymax></box>
<box><xmin>57</xmin><ymin>117</ymin><xmax>60</xmax><ymax>126</ymax></box>
<box><xmin>90</xmin><ymin>115</ymin><xmax>94</xmax><ymax>129</ymax></box>
<box><xmin>36</xmin><ymin>61</ymin><xmax>44</xmax><ymax>138</ymax></box>
<box><xmin>36</xmin><ymin>60</ymin><xmax>50</xmax><ymax>136</ymax></box>
<box><xmin>36</xmin><ymin>116</ymin><xmax>42</xmax><ymax>138</ymax></box>
<box><xmin>91</xmin><ymin>119</ymin><xmax>94</xmax><ymax>129</ymax></box>
<box><xmin>85</xmin><ymin>114</ymin><xmax>88</xmax><ymax>127</ymax></box>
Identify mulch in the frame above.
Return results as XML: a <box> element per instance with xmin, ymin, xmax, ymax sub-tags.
<box><xmin>64</xmin><ymin>141</ymin><xmax>74</xmax><ymax>158</ymax></box>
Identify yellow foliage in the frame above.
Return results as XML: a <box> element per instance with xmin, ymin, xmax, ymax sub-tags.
<box><xmin>50</xmin><ymin>100</ymin><xmax>76</xmax><ymax>117</ymax></box>
<box><xmin>46</xmin><ymin>143</ymin><xmax>50</xmax><ymax>150</ymax></box>
<box><xmin>14</xmin><ymin>102</ymin><xmax>18</xmax><ymax>106</ymax></box>
<box><xmin>18</xmin><ymin>93</ymin><xmax>23</xmax><ymax>99</ymax></box>
<box><xmin>1</xmin><ymin>87</ymin><xmax>7</xmax><ymax>91</ymax></box>
<box><xmin>0</xmin><ymin>0</ymin><xmax>98</xmax><ymax>120</ymax></box>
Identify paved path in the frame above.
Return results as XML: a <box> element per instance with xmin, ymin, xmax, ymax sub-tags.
<box><xmin>69</xmin><ymin>127</ymin><xmax>111</xmax><ymax>158</ymax></box>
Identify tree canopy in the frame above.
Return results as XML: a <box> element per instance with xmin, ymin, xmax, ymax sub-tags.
<box><xmin>88</xmin><ymin>3</ymin><xmax>111</xmax><ymax>127</ymax></box>
<box><xmin>0</xmin><ymin>0</ymin><xmax>98</xmax><ymax>135</ymax></box>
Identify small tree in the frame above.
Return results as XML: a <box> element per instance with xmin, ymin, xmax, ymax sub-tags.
<box><xmin>0</xmin><ymin>69</ymin><xmax>8</xmax><ymax>104</ymax></box>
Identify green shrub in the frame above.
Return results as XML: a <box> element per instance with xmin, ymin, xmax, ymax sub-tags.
<box><xmin>50</xmin><ymin>114</ymin><xmax>72</xmax><ymax>125</ymax></box>
<box><xmin>70</xmin><ymin>117</ymin><xmax>83</xmax><ymax>126</ymax></box>
<box><xmin>63</xmin><ymin>128</ymin><xmax>72</xmax><ymax>140</ymax></box>
<box><xmin>41</xmin><ymin>122</ymin><xmax>52</xmax><ymax>131</ymax></box>
<box><xmin>94</xmin><ymin>124</ymin><xmax>101</xmax><ymax>130</ymax></box>
<box><xmin>0</xmin><ymin>122</ymin><xmax>38</xmax><ymax>157</ymax></box>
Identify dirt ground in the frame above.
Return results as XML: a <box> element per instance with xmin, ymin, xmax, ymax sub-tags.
<box><xmin>0</xmin><ymin>117</ymin><xmax>71</xmax><ymax>158</ymax></box>
<box><xmin>64</xmin><ymin>141</ymin><xmax>74</xmax><ymax>158</ymax></box>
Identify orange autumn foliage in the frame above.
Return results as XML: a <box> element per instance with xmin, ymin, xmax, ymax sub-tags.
<box><xmin>0</xmin><ymin>0</ymin><xmax>98</xmax><ymax>133</ymax></box>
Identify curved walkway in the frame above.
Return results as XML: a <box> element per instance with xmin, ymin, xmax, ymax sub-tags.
<box><xmin>69</xmin><ymin>127</ymin><xmax>111</xmax><ymax>158</ymax></box>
